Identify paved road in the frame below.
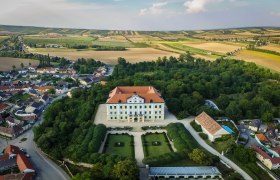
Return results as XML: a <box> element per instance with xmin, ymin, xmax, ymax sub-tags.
<box><xmin>181</xmin><ymin>120</ymin><xmax>253</xmax><ymax>180</ymax></box>
<box><xmin>0</xmin><ymin>94</ymin><xmax>70</xmax><ymax>180</ymax></box>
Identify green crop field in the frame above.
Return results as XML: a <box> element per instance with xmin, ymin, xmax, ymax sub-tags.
<box><xmin>104</xmin><ymin>134</ymin><xmax>134</xmax><ymax>158</ymax></box>
<box><xmin>142</xmin><ymin>133</ymin><xmax>173</xmax><ymax>157</ymax></box>
<box><xmin>23</xmin><ymin>36</ymin><xmax>95</xmax><ymax>47</ymax></box>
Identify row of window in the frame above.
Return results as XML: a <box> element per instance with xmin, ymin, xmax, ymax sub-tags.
<box><xmin>110</xmin><ymin>116</ymin><xmax>162</xmax><ymax>120</ymax></box>
<box><xmin>110</xmin><ymin>111</ymin><xmax>162</xmax><ymax>115</ymax></box>
<box><xmin>109</xmin><ymin>105</ymin><xmax>162</xmax><ymax>109</ymax></box>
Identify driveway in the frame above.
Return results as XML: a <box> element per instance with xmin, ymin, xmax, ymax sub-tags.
<box><xmin>180</xmin><ymin>119</ymin><xmax>253</xmax><ymax>180</ymax></box>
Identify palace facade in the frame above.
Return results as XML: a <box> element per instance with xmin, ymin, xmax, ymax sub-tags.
<box><xmin>106</xmin><ymin>86</ymin><xmax>165</xmax><ymax>122</ymax></box>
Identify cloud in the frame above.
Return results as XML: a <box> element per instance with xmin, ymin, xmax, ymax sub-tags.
<box><xmin>184</xmin><ymin>0</ymin><xmax>223</xmax><ymax>14</ymax></box>
<box><xmin>140</xmin><ymin>2</ymin><xmax>168</xmax><ymax>15</ymax></box>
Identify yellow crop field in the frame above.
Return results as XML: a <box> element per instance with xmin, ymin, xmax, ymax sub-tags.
<box><xmin>0</xmin><ymin>57</ymin><xmax>39</xmax><ymax>71</ymax></box>
<box><xmin>259</xmin><ymin>44</ymin><xmax>280</xmax><ymax>53</ymax></box>
<box><xmin>29</xmin><ymin>48</ymin><xmax>180</xmax><ymax>64</ymax></box>
<box><xmin>234</xmin><ymin>50</ymin><xmax>280</xmax><ymax>72</ymax></box>
<box><xmin>184</xmin><ymin>42</ymin><xmax>243</xmax><ymax>54</ymax></box>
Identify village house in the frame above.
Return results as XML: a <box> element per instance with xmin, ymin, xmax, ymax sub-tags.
<box><xmin>252</xmin><ymin>144</ymin><xmax>280</xmax><ymax>170</ymax></box>
<box><xmin>0</xmin><ymin>103</ymin><xmax>11</xmax><ymax>114</ymax></box>
<box><xmin>0</xmin><ymin>145</ymin><xmax>35</xmax><ymax>179</ymax></box>
<box><xmin>36</xmin><ymin>67</ymin><xmax>58</xmax><ymax>74</ymax></box>
<box><xmin>195</xmin><ymin>112</ymin><xmax>230</xmax><ymax>142</ymax></box>
<box><xmin>106</xmin><ymin>86</ymin><xmax>165</xmax><ymax>122</ymax></box>
<box><xmin>248</xmin><ymin>119</ymin><xmax>262</xmax><ymax>132</ymax></box>
<box><xmin>79</xmin><ymin>77</ymin><xmax>93</xmax><ymax>86</ymax></box>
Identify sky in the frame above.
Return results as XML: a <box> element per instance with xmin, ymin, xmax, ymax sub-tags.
<box><xmin>0</xmin><ymin>0</ymin><xmax>279</xmax><ymax>31</ymax></box>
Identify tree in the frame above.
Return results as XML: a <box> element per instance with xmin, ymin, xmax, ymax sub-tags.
<box><xmin>20</xmin><ymin>62</ymin><xmax>24</xmax><ymax>69</ymax></box>
<box><xmin>112</xmin><ymin>159</ymin><xmax>138</xmax><ymax>180</ymax></box>
<box><xmin>12</xmin><ymin>65</ymin><xmax>16</xmax><ymax>71</ymax></box>
<box><xmin>91</xmin><ymin>163</ymin><xmax>104</xmax><ymax>179</ymax></box>
<box><xmin>188</xmin><ymin>148</ymin><xmax>212</xmax><ymax>165</ymax></box>
<box><xmin>262</xmin><ymin>112</ymin><xmax>273</xmax><ymax>122</ymax></box>
<box><xmin>48</xmin><ymin>88</ymin><xmax>56</xmax><ymax>95</ymax></box>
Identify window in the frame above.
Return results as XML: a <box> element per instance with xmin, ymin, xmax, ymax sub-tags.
<box><xmin>155</xmin><ymin>105</ymin><xmax>157</xmax><ymax>108</ymax></box>
<box><xmin>145</xmin><ymin>105</ymin><xmax>147</xmax><ymax>108</ymax></box>
<box><xmin>130</xmin><ymin>106</ymin><xmax>132</xmax><ymax>109</ymax></box>
<box><xmin>135</xmin><ymin>106</ymin><xmax>137</xmax><ymax>109</ymax></box>
<box><xmin>110</xmin><ymin>112</ymin><xmax>112</xmax><ymax>115</ymax></box>
<box><xmin>155</xmin><ymin>116</ymin><xmax>157</xmax><ymax>119</ymax></box>
<box><xmin>114</xmin><ymin>106</ymin><xmax>116</xmax><ymax>109</ymax></box>
<box><xmin>140</xmin><ymin>106</ymin><xmax>142</xmax><ymax>109</ymax></box>
<box><xmin>114</xmin><ymin>112</ymin><xmax>117</xmax><ymax>114</ymax></box>
<box><xmin>125</xmin><ymin>106</ymin><xmax>127</xmax><ymax>109</ymax></box>
<box><xmin>120</xmin><ymin>106</ymin><xmax>122</xmax><ymax>109</ymax></box>
<box><xmin>159</xmin><ymin>105</ymin><xmax>162</xmax><ymax>108</ymax></box>
<box><xmin>110</xmin><ymin>106</ymin><xmax>112</xmax><ymax>109</ymax></box>
<box><xmin>159</xmin><ymin>111</ymin><xmax>161</xmax><ymax>114</ymax></box>
<box><xmin>149</xmin><ymin>105</ymin><xmax>151</xmax><ymax>108</ymax></box>
<box><xmin>111</xmin><ymin>117</ymin><xmax>113</xmax><ymax>119</ymax></box>
<box><xmin>159</xmin><ymin>116</ymin><xmax>161</xmax><ymax>119</ymax></box>
<box><xmin>115</xmin><ymin>117</ymin><xmax>117</xmax><ymax>119</ymax></box>
<box><xmin>121</xmin><ymin>117</ymin><xmax>123</xmax><ymax>119</ymax></box>
<box><xmin>155</xmin><ymin>111</ymin><xmax>157</xmax><ymax>114</ymax></box>
<box><xmin>149</xmin><ymin>116</ymin><xmax>151</xmax><ymax>119</ymax></box>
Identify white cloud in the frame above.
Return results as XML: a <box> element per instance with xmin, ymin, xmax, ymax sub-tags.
<box><xmin>184</xmin><ymin>0</ymin><xmax>223</xmax><ymax>14</ymax></box>
<box><xmin>140</xmin><ymin>2</ymin><xmax>168</xmax><ymax>15</ymax></box>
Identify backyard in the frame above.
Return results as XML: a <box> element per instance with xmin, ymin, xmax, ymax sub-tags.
<box><xmin>103</xmin><ymin>134</ymin><xmax>134</xmax><ymax>158</ymax></box>
<box><xmin>142</xmin><ymin>133</ymin><xmax>173</xmax><ymax>157</ymax></box>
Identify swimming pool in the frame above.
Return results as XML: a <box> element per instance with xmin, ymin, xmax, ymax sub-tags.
<box><xmin>222</xmin><ymin>125</ymin><xmax>233</xmax><ymax>134</ymax></box>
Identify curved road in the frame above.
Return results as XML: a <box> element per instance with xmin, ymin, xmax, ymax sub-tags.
<box><xmin>0</xmin><ymin>94</ymin><xmax>70</xmax><ymax>180</ymax></box>
<box><xmin>182</xmin><ymin>120</ymin><xmax>253</xmax><ymax>180</ymax></box>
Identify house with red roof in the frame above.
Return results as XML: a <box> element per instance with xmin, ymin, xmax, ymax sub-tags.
<box><xmin>195</xmin><ymin>112</ymin><xmax>230</xmax><ymax>142</ymax></box>
<box><xmin>0</xmin><ymin>145</ymin><xmax>35</xmax><ymax>179</ymax></box>
<box><xmin>251</xmin><ymin>144</ymin><xmax>280</xmax><ymax>170</ymax></box>
<box><xmin>106</xmin><ymin>86</ymin><xmax>165</xmax><ymax>122</ymax></box>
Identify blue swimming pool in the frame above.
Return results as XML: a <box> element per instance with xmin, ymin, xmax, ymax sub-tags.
<box><xmin>222</xmin><ymin>125</ymin><xmax>233</xmax><ymax>134</ymax></box>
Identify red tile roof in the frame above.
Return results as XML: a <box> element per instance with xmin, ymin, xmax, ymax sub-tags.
<box><xmin>106</xmin><ymin>86</ymin><xmax>164</xmax><ymax>104</ymax></box>
<box><xmin>256</xmin><ymin>134</ymin><xmax>269</xmax><ymax>142</ymax></box>
<box><xmin>17</xmin><ymin>154</ymin><xmax>34</xmax><ymax>172</ymax></box>
<box><xmin>0</xmin><ymin>103</ymin><xmax>10</xmax><ymax>111</ymax></box>
<box><xmin>4</xmin><ymin>145</ymin><xmax>22</xmax><ymax>155</ymax></box>
<box><xmin>195</xmin><ymin>112</ymin><xmax>222</xmax><ymax>135</ymax></box>
<box><xmin>251</xmin><ymin>144</ymin><xmax>280</xmax><ymax>164</ymax></box>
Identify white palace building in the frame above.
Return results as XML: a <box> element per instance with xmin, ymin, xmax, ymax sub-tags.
<box><xmin>106</xmin><ymin>86</ymin><xmax>165</xmax><ymax>122</ymax></box>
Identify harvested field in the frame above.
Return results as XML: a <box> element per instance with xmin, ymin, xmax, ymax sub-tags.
<box><xmin>29</xmin><ymin>48</ymin><xmax>180</xmax><ymax>64</ymax></box>
<box><xmin>184</xmin><ymin>42</ymin><xmax>243</xmax><ymax>54</ymax></box>
<box><xmin>234</xmin><ymin>50</ymin><xmax>280</xmax><ymax>72</ymax></box>
<box><xmin>259</xmin><ymin>44</ymin><xmax>280</xmax><ymax>53</ymax></box>
<box><xmin>0</xmin><ymin>57</ymin><xmax>39</xmax><ymax>71</ymax></box>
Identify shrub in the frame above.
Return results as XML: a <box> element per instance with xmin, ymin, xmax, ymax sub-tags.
<box><xmin>190</xmin><ymin>120</ymin><xmax>202</xmax><ymax>132</ymax></box>
<box><xmin>199</xmin><ymin>133</ymin><xmax>208</xmax><ymax>140</ymax></box>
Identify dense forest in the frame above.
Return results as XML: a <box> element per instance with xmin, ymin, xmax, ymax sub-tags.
<box><xmin>109</xmin><ymin>55</ymin><xmax>280</xmax><ymax>121</ymax></box>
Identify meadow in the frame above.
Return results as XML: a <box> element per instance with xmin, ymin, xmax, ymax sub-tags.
<box><xmin>0</xmin><ymin>57</ymin><xmax>39</xmax><ymax>71</ymax></box>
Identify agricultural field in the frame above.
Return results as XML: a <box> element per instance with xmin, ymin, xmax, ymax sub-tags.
<box><xmin>233</xmin><ymin>50</ymin><xmax>280</xmax><ymax>72</ymax></box>
<box><xmin>0</xmin><ymin>36</ymin><xmax>8</xmax><ymax>43</ymax></box>
<box><xmin>259</xmin><ymin>44</ymin><xmax>280</xmax><ymax>53</ymax></box>
<box><xmin>28</xmin><ymin>48</ymin><xmax>180</xmax><ymax>64</ymax></box>
<box><xmin>142</xmin><ymin>133</ymin><xmax>173</xmax><ymax>157</ymax></box>
<box><xmin>23</xmin><ymin>35</ymin><xmax>95</xmax><ymax>47</ymax></box>
<box><xmin>0</xmin><ymin>57</ymin><xmax>39</xmax><ymax>71</ymax></box>
<box><xmin>184</xmin><ymin>42</ymin><xmax>244</xmax><ymax>54</ymax></box>
<box><xmin>103</xmin><ymin>134</ymin><xmax>134</xmax><ymax>158</ymax></box>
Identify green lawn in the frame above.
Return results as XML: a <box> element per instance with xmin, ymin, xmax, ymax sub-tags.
<box><xmin>104</xmin><ymin>134</ymin><xmax>134</xmax><ymax>158</ymax></box>
<box><xmin>142</xmin><ymin>133</ymin><xmax>173</xmax><ymax>157</ymax></box>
